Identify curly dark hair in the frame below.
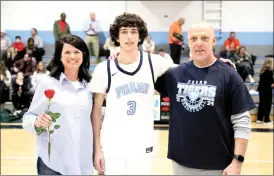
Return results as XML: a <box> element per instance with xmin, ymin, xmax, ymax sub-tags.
<box><xmin>109</xmin><ymin>13</ymin><xmax>148</xmax><ymax>47</ymax></box>
<box><xmin>50</xmin><ymin>34</ymin><xmax>91</xmax><ymax>82</ymax></box>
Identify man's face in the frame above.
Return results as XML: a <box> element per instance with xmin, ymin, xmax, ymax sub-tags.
<box><xmin>158</xmin><ymin>51</ymin><xmax>165</xmax><ymax>57</ymax></box>
<box><xmin>188</xmin><ymin>25</ymin><xmax>215</xmax><ymax>62</ymax></box>
<box><xmin>179</xmin><ymin>18</ymin><xmax>185</xmax><ymax>26</ymax></box>
<box><xmin>146</xmin><ymin>36</ymin><xmax>151</xmax><ymax>42</ymax></box>
<box><xmin>117</xmin><ymin>27</ymin><xmax>139</xmax><ymax>51</ymax></box>
<box><xmin>15</xmin><ymin>38</ymin><xmax>21</xmax><ymax>43</ymax></box>
<box><xmin>61</xmin><ymin>13</ymin><xmax>66</xmax><ymax>21</ymax></box>
<box><xmin>229</xmin><ymin>33</ymin><xmax>235</xmax><ymax>40</ymax></box>
<box><xmin>90</xmin><ymin>13</ymin><xmax>95</xmax><ymax>21</ymax></box>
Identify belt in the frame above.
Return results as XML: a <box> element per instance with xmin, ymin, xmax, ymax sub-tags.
<box><xmin>86</xmin><ymin>34</ymin><xmax>98</xmax><ymax>36</ymax></box>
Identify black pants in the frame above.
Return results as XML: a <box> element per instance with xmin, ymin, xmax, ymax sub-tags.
<box><xmin>37</xmin><ymin>157</ymin><xmax>61</xmax><ymax>175</ymax></box>
<box><xmin>236</xmin><ymin>63</ymin><xmax>252</xmax><ymax>82</ymax></box>
<box><xmin>257</xmin><ymin>89</ymin><xmax>273</xmax><ymax>122</ymax></box>
<box><xmin>169</xmin><ymin>44</ymin><xmax>181</xmax><ymax>64</ymax></box>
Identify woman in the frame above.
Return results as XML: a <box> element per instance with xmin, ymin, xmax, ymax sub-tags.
<box><xmin>0</xmin><ymin>61</ymin><xmax>11</xmax><ymax>104</ymax></box>
<box><xmin>11</xmin><ymin>71</ymin><xmax>31</xmax><ymax>111</ymax></box>
<box><xmin>31</xmin><ymin>28</ymin><xmax>45</xmax><ymax>62</ymax></box>
<box><xmin>31</xmin><ymin>61</ymin><xmax>50</xmax><ymax>89</ymax></box>
<box><xmin>22</xmin><ymin>34</ymin><xmax>93</xmax><ymax>175</ymax></box>
<box><xmin>231</xmin><ymin>46</ymin><xmax>255</xmax><ymax>82</ymax></box>
<box><xmin>257</xmin><ymin>56</ymin><xmax>274</xmax><ymax>124</ymax></box>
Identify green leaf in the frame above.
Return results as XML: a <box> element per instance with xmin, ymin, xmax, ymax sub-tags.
<box><xmin>47</xmin><ymin>111</ymin><xmax>61</xmax><ymax>121</ymax></box>
<box><xmin>54</xmin><ymin>125</ymin><xmax>60</xmax><ymax>129</ymax></box>
<box><xmin>49</xmin><ymin>130</ymin><xmax>54</xmax><ymax>134</ymax></box>
<box><xmin>35</xmin><ymin>127</ymin><xmax>47</xmax><ymax>136</ymax></box>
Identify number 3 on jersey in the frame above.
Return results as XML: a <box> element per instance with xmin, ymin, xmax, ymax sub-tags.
<box><xmin>127</xmin><ymin>101</ymin><xmax>136</xmax><ymax>115</ymax></box>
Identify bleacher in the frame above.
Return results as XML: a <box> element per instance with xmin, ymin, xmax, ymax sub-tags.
<box><xmin>2</xmin><ymin>54</ymin><xmax>274</xmax><ymax>122</ymax></box>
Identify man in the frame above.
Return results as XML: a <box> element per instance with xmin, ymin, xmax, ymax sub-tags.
<box><xmin>0</xmin><ymin>29</ymin><xmax>12</xmax><ymax>63</ymax></box>
<box><xmin>155</xmin><ymin>21</ymin><xmax>255</xmax><ymax>175</ymax></box>
<box><xmin>142</xmin><ymin>35</ymin><xmax>155</xmax><ymax>54</ymax></box>
<box><xmin>158</xmin><ymin>48</ymin><xmax>173</xmax><ymax>63</ymax></box>
<box><xmin>220</xmin><ymin>32</ymin><xmax>240</xmax><ymax>59</ymax></box>
<box><xmin>53</xmin><ymin>13</ymin><xmax>71</xmax><ymax>41</ymax></box>
<box><xmin>90</xmin><ymin>13</ymin><xmax>235</xmax><ymax>175</ymax></box>
<box><xmin>168</xmin><ymin>17</ymin><xmax>185</xmax><ymax>64</ymax></box>
<box><xmin>89</xmin><ymin>12</ymin><xmax>174</xmax><ymax>175</ymax></box>
<box><xmin>84</xmin><ymin>12</ymin><xmax>101</xmax><ymax>63</ymax></box>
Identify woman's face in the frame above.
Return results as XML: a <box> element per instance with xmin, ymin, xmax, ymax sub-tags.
<box><xmin>239</xmin><ymin>48</ymin><xmax>245</xmax><ymax>55</ymax></box>
<box><xmin>61</xmin><ymin>43</ymin><xmax>83</xmax><ymax>71</ymax></box>
<box><xmin>17</xmin><ymin>72</ymin><xmax>24</xmax><ymax>79</ymax></box>
<box><xmin>38</xmin><ymin>62</ymin><xmax>44</xmax><ymax>71</ymax></box>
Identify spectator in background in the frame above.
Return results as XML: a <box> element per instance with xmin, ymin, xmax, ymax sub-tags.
<box><xmin>30</xmin><ymin>61</ymin><xmax>50</xmax><ymax>91</ymax></box>
<box><xmin>31</xmin><ymin>28</ymin><xmax>45</xmax><ymax>62</ymax></box>
<box><xmin>0</xmin><ymin>29</ymin><xmax>12</xmax><ymax>63</ymax></box>
<box><xmin>220</xmin><ymin>32</ymin><xmax>240</xmax><ymax>59</ymax></box>
<box><xmin>103</xmin><ymin>36</ymin><xmax>120</xmax><ymax>59</ymax></box>
<box><xmin>11</xmin><ymin>71</ymin><xmax>31</xmax><ymax>111</ymax></box>
<box><xmin>142</xmin><ymin>35</ymin><xmax>155</xmax><ymax>53</ymax></box>
<box><xmin>53</xmin><ymin>13</ymin><xmax>71</xmax><ymax>41</ymax></box>
<box><xmin>12</xmin><ymin>36</ymin><xmax>25</xmax><ymax>59</ymax></box>
<box><xmin>84</xmin><ymin>12</ymin><xmax>101</xmax><ymax>63</ymax></box>
<box><xmin>231</xmin><ymin>46</ymin><xmax>255</xmax><ymax>83</ymax></box>
<box><xmin>11</xmin><ymin>53</ymin><xmax>36</xmax><ymax>78</ymax></box>
<box><xmin>158</xmin><ymin>48</ymin><xmax>173</xmax><ymax>63</ymax></box>
<box><xmin>257</xmin><ymin>56</ymin><xmax>274</xmax><ymax>124</ymax></box>
<box><xmin>0</xmin><ymin>61</ymin><xmax>11</xmax><ymax>104</ymax></box>
<box><xmin>168</xmin><ymin>17</ymin><xmax>185</xmax><ymax>64</ymax></box>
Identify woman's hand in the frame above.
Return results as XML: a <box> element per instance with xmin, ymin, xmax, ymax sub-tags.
<box><xmin>34</xmin><ymin>112</ymin><xmax>52</xmax><ymax>128</ymax></box>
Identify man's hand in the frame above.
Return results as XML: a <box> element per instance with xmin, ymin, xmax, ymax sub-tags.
<box><xmin>222</xmin><ymin>159</ymin><xmax>242</xmax><ymax>175</ymax></box>
<box><xmin>94</xmin><ymin>148</ymin><xmax>105</xmax><ymax>175</ymax></box>
<box><xmin>108</xmin><ymin>50</ymin><xmax>119</xmax><ymax>60</ymax></box>
<box><xmin>219</xmin><ymin>58</ymin><xmax>236</xmax><ymax>69</ymax></box>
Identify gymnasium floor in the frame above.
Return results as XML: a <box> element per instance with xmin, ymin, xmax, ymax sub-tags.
<box><xmin>1</xmin><ymin>122</ymin><xmax>273</xmax><ymax>175</ymax></box>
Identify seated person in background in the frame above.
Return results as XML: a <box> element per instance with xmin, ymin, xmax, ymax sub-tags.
<box><xmin>142</xmin><ymin>35</ymin><xmax>155</xmax><ymax>53</ymax></box>
<box><xmin>12</xmin><ymin>36</ymin><xmax>26</xmax><ymax>59</ymax></box>
<box><xmin>31</xmin><ymin>28</ymin><xmax>45</xmax><ymax>63</ymax></box>
<box><xmin>231</xmin><ymin>46</ymin><xmax>255</xmax><ymax>83</ymax></box>
<box><xmin>0</xmin><ymin>29</ymin><xmax>12</xmax><ymax>63</ymax></box>
<box><xmin>220</xmin><ymin>32</ymin><xmax>240</xmax><ymax>59</ymax></box>
<box><xmin>25</xmin><ymin>37</ymin><xmax>38</xmax><ymax>61</ymax></box>
<box><xmin>0</xmin><ymin>61</ymin><xmax>12</xmax><ymax>104</ymax></box>
<box><xmin>103</xmin><ymin>37</ymin><xmax>120</xmax><ymax>59</ymax></box>
<box><xmin>11</xmin><ymin>71</ymin><xmax>31</xmax><ymax>111</ymax></box>
<box><xmin>11</xmin><ymin>53</ymin><xmax>36</xmax><ymax>79</ymax></box>
<box><xmin>158</xmin><ymin>48</ymin><xmax>173</xmax><ymax>63</ymax></box>
<box><xmin>30</xmin><ymin>61</ymin><xmax>50</xmax><ymax>91</ymax></box>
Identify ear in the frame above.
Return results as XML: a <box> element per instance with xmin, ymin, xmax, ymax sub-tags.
<box><xmin>212</xmin><ymin>37</ymin><xmax>216</xmax><ymax>46</ymax></box>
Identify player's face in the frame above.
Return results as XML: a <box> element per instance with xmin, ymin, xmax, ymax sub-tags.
<box><xmin>117</xmin><ymin>27</ymin><xmax>139</xmax><ymax>51</ymax></box>
<box><xmin>61</xmin><ymin>43</ymin><xmax>83</xmax><ymax>71</ymax></box>
<box><xmin>188</xmin><ymin>27</ymin><xmax>215</xmax><ymax>62</ymax></box>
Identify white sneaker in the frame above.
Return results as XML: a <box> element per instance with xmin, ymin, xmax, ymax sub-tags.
<box><xmin>256</xmin><ymin>120</ymin><xmax>263</xmax><ymax>124</ymax></box>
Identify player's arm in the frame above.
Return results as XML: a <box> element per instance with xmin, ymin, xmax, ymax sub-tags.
<box><xmin>92</xmin><ymin>93</ymin><xmax>105</xmax><ymax>150</ymax></box>
<box><xmin>223</xmin><ymin>73</ymin><xmax>256</xmax><ymax>175</ymax></box>
<box><xmin>89</xmin><ymin>63</ymin><xmax>108</xmax><ymax>173</ymax></box>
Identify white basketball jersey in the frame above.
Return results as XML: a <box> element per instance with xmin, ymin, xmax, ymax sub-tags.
<box><xmin>101</xmin><ymin>51</ymin><xmax>155</xmax><ymax>158</ymax></box>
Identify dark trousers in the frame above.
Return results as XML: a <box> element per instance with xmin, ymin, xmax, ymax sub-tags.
<box><xmin>37</xmin><ymin>157</ymin><xmax>62</xmax><ymax>175</ymax></box>
<box><xmin>257</xmin><ymin>89</ymin><xmax>273</xmax><ymax>122</ymax></box>
<box><xmin>236</xmin><ymin>63</ymin><xmax>252</xmax><ymax>82</ymax></box>
<box><xmin>169</xmin><ymin>44</ymin><xmax>181</xmax><ymax>64</ymax></box>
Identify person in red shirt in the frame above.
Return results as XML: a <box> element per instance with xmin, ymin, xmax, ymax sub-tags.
<box><xmin>53</xmin><ymin>13</ymin><xmax>71</xmax><ymax>41</ymax></box>
<box><xmin>220</xmin><ymin>32</ymin><xmax>240</xmax><ymax>59</ymax></box>
<box><xmin>12</xmin><ymin>36</ymin><xmax>26</xmax><ymax>60</ymax></box>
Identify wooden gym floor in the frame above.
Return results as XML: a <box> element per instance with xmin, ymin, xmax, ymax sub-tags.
<box><xmin>1</xmin><ymin>122</ymin><xmax>273</xmax><ymax>175</ymax></box>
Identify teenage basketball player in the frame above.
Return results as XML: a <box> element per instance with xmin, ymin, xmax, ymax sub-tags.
<box><xmin>90</xmin><ymin>13</ymin><xmax>236</xmax><ymax>175</ymax></box>
<box><xmin>89</xmin><ymin>13</ymin><xmax>174</xmax><ymax>175</ymax></box>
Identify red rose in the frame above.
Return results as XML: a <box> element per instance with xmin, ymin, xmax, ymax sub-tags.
<box><xmin>44</xmin><ymin>89</ymin><xmax>55</xmax><ymax>99</ymax></box>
